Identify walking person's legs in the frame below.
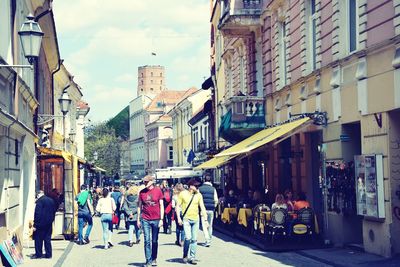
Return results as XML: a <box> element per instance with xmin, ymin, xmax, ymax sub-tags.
<box><xmin>100</xmin><ymin>215</ymin><xmax>110</xmax><ymax>249</ymax></box>
<box><xmin>189</xmin><ymin>219</ymin><xmax>199</xmax><ymax>261</ymax></box>
<box><xmin>84</xmin><ymin>213</ymin><xmax>93</xmax><ymax>243</ymax></box>
<box><xmin>150</xmin><ymin>220</ymin><xmax>160</xmax><ymax>265</ymax></box>
<box><xmin>142</xmin><ymin>219</ymin><xmax>152</xmax><ymax>265</ymax></box>
<box><xmin>204</xmin><ymin>210</ymin><xmax>214</xmax><ymax>246</ymax></box>
<box><xmin>77</xmin><ymin>215</ymin><xmax>84</xmax><ymax>243</ymax></box>
<box><xmin>134</xmin><ymin>221</ymin><xmax>141</xmax><ymax>243</ymax></box>
<box><xmin>182</xmin><ymin>220</ymin><xmax>192</xmax><ymax>260</ymax></box>
<box><xmin>128</xmin><ymin>221</ymin><xmax>134</xmax><ymax>244</ymax></box>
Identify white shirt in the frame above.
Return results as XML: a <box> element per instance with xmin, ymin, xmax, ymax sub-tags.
<box><xmin>96</xmin><ymin>196</ymin><xmax>116</xmax><ymax>214</ymax></box>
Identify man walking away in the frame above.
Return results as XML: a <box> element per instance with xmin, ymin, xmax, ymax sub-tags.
<box><xmin>198</xmin><ymin>175</ymin><xmax>218</xmax><ymax>247</ymax></box>
<box><xmin>32</xmin><ymin>191</ymin><xmax>56</xmax><ymax>259</ymax></box>
<box><xmin>137</xmin><ymin>175</ymin><xmax>164</xmax><ymax>267</ymax></box>
<box><xmin>176</xmin><ymin>179</ymin><xmax>208</xmax><ymax>265</ymax></box>
<box><xmin>111</xmin><ymin>186</ymin><xmax>122</xmax><ymax>229</ymax></box>
<box><xmin>76</xmin><ymin>184</ymin><xmax>94</xmax><ymax>245</ymax></box>
<box><xmin>160</xmin><ymin>180</ymin><xmax>173</xmax><ymax>234</ymax></box>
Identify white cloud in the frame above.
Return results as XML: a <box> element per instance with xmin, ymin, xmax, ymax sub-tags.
<box><xmin>53</xmin><ymin>0</ymin><xmax>210</xmax><ymax>121</ymax></box>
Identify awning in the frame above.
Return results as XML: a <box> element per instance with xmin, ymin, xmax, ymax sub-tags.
<box><xmin>92</xmin><ymin>166</ymin><xmax>106</xmax><ymax>172</ymax></box>
<box><xmin>37</xmin><ymin>146</ymin><xmax>72</xmax><ymax>163</ymax></box>
<box><xmin>194</xmin><ymin>155</ymin><xmax>234</xmax><ymax>170</ymax></box>
<box><xmin>77</xmin><ymin>157</ymin><xmax>86</xmax><ymax>164</ymax></box>
<box><xmin>216</xmin><ymin>117</ymin><xmax>311</xmax><ymax>157</ymax></box>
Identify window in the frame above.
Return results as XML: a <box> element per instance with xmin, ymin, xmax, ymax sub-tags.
<box><xmin>141</xmin><ymin>73</ymin><xmax>143</xmax><ymax>77</ymax></box>
<box><xmin>348</xmin><ymin>0</ymin><xmax>358</xmax><ymax>53</ymax></box>
<box><xmin>239</xmin><ymin>53</ymin><xmax>245</xmax><ymax>92</ymax></box>
<box><xmin>160</xmin><ymin>73</ymin><xmax>162</xmax><ymax>77</ymax></box>
<box><xmin>151</xmin><ymin>80</ymin><xmax>153</xmax><ymax>84</ymax></box>
<box><xmin>141</xmin><ymin>80</ymin><xmax>144</xmax><ymax>85</ymax></box>
<box><xmin>307</xmin><ymin>0</ymin><xmax>317</xmax><ymax>71</ymax></box>
<box><xmin>168</xmin><ymin>146</ymin><xmax>173</xmax><ymax>160</ymax></box>
<box><xmin>278</xmin><ymin>21</ymin><xmax>288</xmax><ymax>88</ymax></box>
<box><xmin>160</xmin><ymin>80</ymin><xmax>163</xmax><ymax>84</ymax></box>
<box><xmin>151</xmin><ymin>72</ymin><xmax>153</xmax><ymax>77</ymax></box>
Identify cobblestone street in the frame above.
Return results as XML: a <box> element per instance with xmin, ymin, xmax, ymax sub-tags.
<box><xmin>20</xmin><ymin>217</ymin><xmax>400</xmax><ymax>267</ymax></box>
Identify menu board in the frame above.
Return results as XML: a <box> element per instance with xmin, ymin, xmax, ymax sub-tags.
<box><xmin>355</xmin><ymin>154</ymin><xmax>385</xmax><ymax>219</ymax></box>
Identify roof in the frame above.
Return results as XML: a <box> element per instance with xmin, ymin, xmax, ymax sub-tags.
<box><xmin>77</xmin><ymin>100</ymin><xmax>90</xmax><ymax>110</ymax></box>
<box><xmin>145</xmin><ymin>88</ymin><xmax>198</xmax><ymax>112</ymax></box>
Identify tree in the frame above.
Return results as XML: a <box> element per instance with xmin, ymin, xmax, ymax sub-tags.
<box><xmin>84</xmin><ymin>122</ymin><xmax>120</xmax><ymax>177</ymax></box>
<box><xmin>106</xmin><ymin>106</ymin><xmax>129</xmax><ymax>140</ymax></box>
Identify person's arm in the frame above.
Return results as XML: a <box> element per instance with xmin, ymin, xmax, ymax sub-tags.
<box><xmin>33</xmin><ymin>201</ymin><xmax>42</xmax><ymax>229</ymax></box>
<box><xmin>137</xmin><ymin>195</ymin><xmax>142</xmax><ymax>228</ymax></box>
<box><xmin>213</xmin><ymin>188</ymin><xmax>218</xmax><ymax>208</ymax></box>
<box><xmin>158</xmin><ymin>190</ymin><xmax>164</xmax><ymax>228</ymax></box>
<box><xmin>176</xmin><ymin>193</ymin><xmax>183</xmax><ymax>225</ymax></box>
<box><xmin>199</xmin><ymin>195</ymin><xmax>207</xmax><ymax>219</ymax></box>
<box><xmin>88</xmin><ymin>200</ymin><xmax>94</xmax><ymax>215</ymax></box>
<box><xmin>111</xmin><ymin>198</ymin><xmax>116</xmax><ymax>212</ymax></box>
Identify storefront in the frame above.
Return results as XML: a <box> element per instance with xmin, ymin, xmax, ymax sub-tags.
<box><xmin>37</xmin><ymin>147</ymin><xmax>80</xmax><ymax>239</ymax></box>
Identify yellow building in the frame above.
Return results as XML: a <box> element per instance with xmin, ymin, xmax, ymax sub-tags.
<box><xmin>169</xmin><ymin>89</ymin><xmax>211</xmax><ymax>167</ymax></box>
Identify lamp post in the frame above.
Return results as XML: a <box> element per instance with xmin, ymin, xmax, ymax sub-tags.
<box><xmin>0</xmin><ymin>14</ymin><xmax>44</xmax><ymax>69</ymax></box>
<box><xmin>58</xmin><ymin>90</ymin><xmax>72</xmax><ymax>151</ymax></box>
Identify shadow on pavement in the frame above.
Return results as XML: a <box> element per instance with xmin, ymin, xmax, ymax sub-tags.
<box><xmin>160</xmin><ymin>242</ymin><xmax>177</xmax><ymax>246</ymax></box>
<box><xmin>165</xmin><ymin>258</ymin><xmax>185</xmax><ymax>264</ymax></box>
<box><xmin>128</xmin><ymin>263</ymin><xmax>145</xmax><ymax>266</ymax></box>
<box><xmin>118</xmin><ymin>241</ymin><xmax>130</xmax><ymax>246</ymax></box>
<box><xmin>91</xmin><ymin>245</ymin><xmax>105</xmax><ymax>249</ymax></box>
<box><xmin>117</xmin><ymin>231</ymin><xmax>128</xmax><ymax>234</ymax></box>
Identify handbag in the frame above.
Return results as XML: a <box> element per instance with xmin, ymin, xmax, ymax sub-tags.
<box><xmin>110</xmin><ymin>198</ymin><xmax>119</xmax><ymax>224</ymax></box>
<box><xmin>180</xmin><ymin>194</ymin><xmax>195</xmax><ymax>220</ymax></box>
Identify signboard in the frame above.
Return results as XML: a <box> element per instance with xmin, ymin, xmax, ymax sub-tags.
<box><xmin>355</xmin><ymin>154</ymin><xmax>385</xmax><ymax>219</ymax></box>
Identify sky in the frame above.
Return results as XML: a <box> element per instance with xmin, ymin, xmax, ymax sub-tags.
<box><xmin>53</xmin><ymin>0</ymin><xmax>210</xmax><ymax>122</ymax></box>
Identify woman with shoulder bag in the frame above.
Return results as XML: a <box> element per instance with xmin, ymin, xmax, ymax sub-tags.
<box><xmin>122</xmin><ymin>185</ymin><xmax>141</xmax><ymax>246</ymax></box>
<box><xmin>96</xmin><ymin>188</ymin><xmax>116</xmax><ymax>249</ymax></box>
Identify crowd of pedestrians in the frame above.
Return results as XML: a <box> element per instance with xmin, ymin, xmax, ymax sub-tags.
<box><xmin>33</xmin><ymin>175</ymin><xmax>217</xmax><ymax>266</ymax></box>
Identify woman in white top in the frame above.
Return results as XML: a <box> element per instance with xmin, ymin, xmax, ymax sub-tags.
<box><xmin>271</xmin><ymin>194</ymin><xmax>288</xmax><ymax>210</ymax></box>
<box><xmin>96</xmin><ymin>188</ymin><xmax>116</xmax><ymax>249</ymax></box>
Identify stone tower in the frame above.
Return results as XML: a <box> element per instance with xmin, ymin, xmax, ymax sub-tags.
<box><xmin>137</xmin><ymin>65</ymin><xmax>166</xmax><ymax>97</ymax></box>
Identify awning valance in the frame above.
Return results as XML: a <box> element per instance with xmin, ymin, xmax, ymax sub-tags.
<box><xmin>37</xmin><ymin>146</ymin><xmax>72</xmax><ymax>163</ymax></box>
<box><xmin>216</xmin><ymin>117</ymin><xmax>311</xmax><ymax>158</ymax></box>
<box><xmin>194</xmin><ymin>155</ymin><xmax>234</xmax><ymax>170</ymax></box>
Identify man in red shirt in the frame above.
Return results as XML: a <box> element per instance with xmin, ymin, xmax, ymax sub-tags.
<box><xmin>137</xmin><ymin>175</ymin><xmax>164</xmax><ymax>267</ymax></box>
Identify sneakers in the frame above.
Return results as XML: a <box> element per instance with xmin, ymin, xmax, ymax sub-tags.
<box><xmin>84</xmin><ymin>237</ymin><xmax>90</xmax><ymax>244</ymax></box>
<box><xmin>188</xmin><ymin>259</ymin><xmax>198</xmax><ymax>265</ymax></box>
<box><xmin>136</xmin><ymin>239</ymin><xmax>141</xmax><ymax>244</ymax></box>
<box><xmin>182</xmin><ymin>257</ymin><xmax>189</xmax><ymax>264</ymax></box>
<box><xmin>129</xmin><ymin>241</ymin><xmax>134</xmax><ymax>247</ymax></box>
<box><xmin>108</xmin><ymin>241</ymin><xmax>114</xmax><ymax>247</ymax></box>
<box><xmin>76</xmin><ymin>240</ymin><xmax>84</xmax><ymax>245</ymax></box>
<box><xmin>204</xmin><ymin>241</ymin><xmax>211</xmax><ymax>247</ymax></box>
<box><xmin>151</xmin><ymin>260</ymin><xmax>157</xmax><ymax>266</ymax></box>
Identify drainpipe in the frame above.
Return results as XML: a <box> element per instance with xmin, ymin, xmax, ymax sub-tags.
<box><xmin>5</xmin><ymin>120</ymin><xmax>17</xmax><ymax>235</ymax></box>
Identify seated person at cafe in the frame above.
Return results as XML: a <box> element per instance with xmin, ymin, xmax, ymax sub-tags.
<box><xmin>251</xmin><ymin>190</ymin><xmax>263</xmax><ymax>207</ymax></box>
<box><xmin>224</xmin><ymin>189</ymin><xmax>238</xmax><ymax>207</ymax></box>
<box><xmin>293</xmin><ymin>192</ymin><xmax>310</xmax><ymax>211</ymax></box>
<box><xmin>284</xmin><ymin>189</ymin><xmax>294</xmax><ymax>212</ymax></box>
<box><xmin>238</xmin><ymin>189</ymin><xmax>254</xmax><ymax>208</ymax></box>
<box><xmin>271</xmin><ymin>194</ymin><xmax>287</xmax><ymax>210</ymax></box>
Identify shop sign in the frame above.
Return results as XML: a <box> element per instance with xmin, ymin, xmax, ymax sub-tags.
<box><xmin>355</xmin><ymin>154</ymin><xmax>385</xmax><ymax>219</ymax></box>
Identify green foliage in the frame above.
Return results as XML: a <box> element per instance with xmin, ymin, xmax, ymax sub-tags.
<box><xmin>106</xmin><ymin>106</ymin><xmax>129</xmax><ymax>140</ymax></box>
<box><xmin>84</xmin><ymin>122</ymin><xmax>121</xmax><ymax>176</ymax></box>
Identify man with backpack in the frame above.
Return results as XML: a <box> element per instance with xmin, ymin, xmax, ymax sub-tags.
<box><xmin>111</xmin><ymin>186</ymin><xmax>122</xmax><ymax>229</ymax></box>
<box><xmin>76</xmin><ymin>184</ymin><xmax>94</xmax><ymax>245</ymax></box>
<box><xmin>160</xmin><ymin>180</ymin><xmax>173</xmax><ymax>234</ymax></box>
<box><xmin>198</xmin><ymin>174</ymin><xmax>218</xmax><ymax>247</ymax></box>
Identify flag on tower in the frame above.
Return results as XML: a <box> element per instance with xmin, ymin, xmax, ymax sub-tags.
<box><xmin>151</xmin><ymin>52</ymin><xmax>156</xmax><ymax>56</ymax></box>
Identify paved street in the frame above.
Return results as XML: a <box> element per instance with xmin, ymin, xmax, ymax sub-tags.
<box><xmin>21</xmin><ymin>217</ymin><xmax>400</xmax><ymax>267</ymax></box>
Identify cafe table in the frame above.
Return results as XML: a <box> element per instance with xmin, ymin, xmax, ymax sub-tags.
<box><xmin>221</xmin><ymin>207</ymin><xmax>237</xmax><ymax>224</ymax></box>
<box><xmin>237</xmin><ymin>208</ymin><xmax>252</xmax><ymax>227</ymax></box>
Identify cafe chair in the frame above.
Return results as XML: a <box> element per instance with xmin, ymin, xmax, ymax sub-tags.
<box><xmin>267</xmin><ymin>208</ymin><xmax>288</xmax><ymax>244</ymax></box>
<box><xmin>292</xmin><ymin>207</ymin><xmax>314</xmax><ymax>237</ymax></box>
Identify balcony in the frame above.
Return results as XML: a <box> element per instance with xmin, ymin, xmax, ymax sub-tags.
<box><xmin>219</xmin><ymin>95</ymin><xmax>265</xmax><ymax>143</ymax></box>
<box><xmin>218</xmin><ymin>0</ymin><xmax>263</xmax><ymax>36</ymax></box>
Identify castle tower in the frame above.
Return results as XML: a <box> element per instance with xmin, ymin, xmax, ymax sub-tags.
<box><xmin>137</xmin><ymin>65</ymin><xmax>166</xmax><ymax>97</ymax></box>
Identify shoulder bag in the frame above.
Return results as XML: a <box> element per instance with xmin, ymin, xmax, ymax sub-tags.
<box><xmin>180</xmin><ymin>194</ymin><xmax>195</xmax><ymax>220</ymax></box>
<box><xmin>111</xmin><ymin>198</ymin><xmax>119</xmax><ymax>224</ymax></box>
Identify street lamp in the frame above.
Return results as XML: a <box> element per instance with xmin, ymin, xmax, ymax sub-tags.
<box><xmin>0</xmin><ymin>14</ymin><xmax>44</xmax><ymax>69</ymax></box>
<box><xmin>58</xmin><ymin>90</ymin><xmax>72</xmax><ymax>150</ymax></box>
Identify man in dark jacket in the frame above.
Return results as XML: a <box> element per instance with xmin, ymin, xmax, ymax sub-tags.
<box><xmin>198</xmin><ymin>174</ymin><xmax>218</xmax><ymax>247</ymax></box>
<box><xmin>111</xmin><ymin>186</ymin><xmax>122</xmax><ymax>229</ymax></box>
<box><xmin>32</xmin><ymin>190</ymin><xmax>56</xmax><ymax>259</ymax></box>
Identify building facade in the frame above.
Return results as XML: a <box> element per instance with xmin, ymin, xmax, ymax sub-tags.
<box><xmin>169</xmin><ymin>89</ymin><xmax>211</xmax><ymax>167</ymax></box>
<box><xmin>137</xmin><ymin>65</ymin><xmax>166</xmax><ymax>97</ymax></box>
<box><xmin>207</xmin><ymin>0</ymin><xmax>400</xmax><ymax>258</ymax></box>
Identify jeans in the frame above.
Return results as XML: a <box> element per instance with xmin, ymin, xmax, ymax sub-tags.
<box><xmin>78</xmin><ymin>212</ymin><xmax>93</xmax><ymax>242</ymax></box>
<box><xmin>142</xmin><ymin>219</ymin><xmax>160</xmax><ymax>264</ymax></box>
<box><xmin>101</xmin><ymin>214</ymin><xmax>112</xmax><ymax>247</ymax></box>
<box><xmin>203</xmin><ymin>210</ymin><xmax>214</xmax><ymax>243</ymax></box>
<box><xmin>127</xmin><ymin>220</ymin><xmax>141</xmax><ymax>242</ymax></box>
<box><xmin>175</xmin><ymin>216</ymin><xmax>185</xmax><ymax>243</ymax></box>
<box><xmin>183</xmin><ymin>219</ymin><xmax>199</xmax><ymax>260</ymax></box>
<box><xmin>163</xmin><ymin>210</ymin><xmax>172</xmax><ymax>233</ymax></box>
